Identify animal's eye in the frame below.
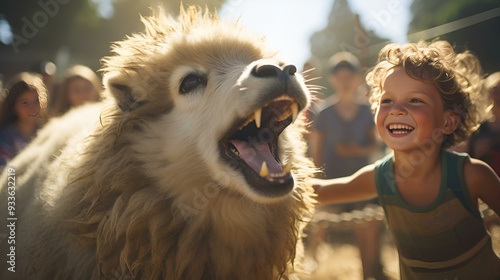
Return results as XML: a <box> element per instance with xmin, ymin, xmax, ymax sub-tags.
<box><xmin>179</xmin><ymin>74</ymin><xmax>207</xmax><ymax>94</ymax></box>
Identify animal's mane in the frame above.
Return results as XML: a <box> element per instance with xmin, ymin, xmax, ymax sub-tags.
<box><xmin>52</xmin><ymin>121</ymin><xmax>314</xmax><ymax>279</ymax></box>
<box><xmin>43</xmin><ymin>7</ymin><xmax>315</xmax><ymax>279</ymax></box>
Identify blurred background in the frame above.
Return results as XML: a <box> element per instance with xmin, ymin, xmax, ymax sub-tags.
<box><xmin>0</xmin><ymin>0</ymin><xmax>499</xmax><ymax>85</ymax></box>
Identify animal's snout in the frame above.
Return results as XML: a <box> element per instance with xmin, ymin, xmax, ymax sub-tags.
<box><xmin>251</xmin><ymin>62</ymin><xmax>297</xmax><ymax>78</ymax></box>
<box><xmin>251</xmin><ymin>61</ymin><xmax>298</xmax><ymax>93</ymax></box>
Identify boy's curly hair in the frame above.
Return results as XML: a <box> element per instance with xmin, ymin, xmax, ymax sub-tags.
<box><xmin>366</xmin><ymin>40</ymin><xmax>490</xmax><ymax>148</ymax></box>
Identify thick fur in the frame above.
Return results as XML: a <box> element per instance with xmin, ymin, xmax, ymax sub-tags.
<box><xmin>0</xmin><ymin>7</ymin><xmax>315</xmax><ymax>280</ymax></box>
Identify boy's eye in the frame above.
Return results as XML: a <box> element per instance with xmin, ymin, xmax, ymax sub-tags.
<box><xmin>380</xmin><ymin>99</ymin><xmax>392</xmax><ymax>104</ymax></box>
<box><xmin>409</xmin><ymin>98</ymin><xmax>424</xmax><ymax>103</ymax></box>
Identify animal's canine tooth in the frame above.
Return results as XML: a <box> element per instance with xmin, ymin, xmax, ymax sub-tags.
<box><xmin>238</xmin><ymin>98</ymin><xmax>298</xmax><ymax>130</ymax></box>
<box><xmin>254</xmin><ymin>108</ymin><xmax>262</xmax><ymax>128</ymax></box>
<box><xmin>259</xmin><ymin>161</ymin><xmax>269</xmax><ymax>177</ymax></box>
<box><xmin>283</xmin><ymin>161</ymin><xmax>292</xmax><ymax>173</ymax></box>
<box><xmin>274</xmin><ymin>100</ymin><xmax>300</xmax><ymax>123</ymax></box>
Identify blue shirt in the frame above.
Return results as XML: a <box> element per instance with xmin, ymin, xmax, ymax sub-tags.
<box><xmin>0</xmin><ymin>123</ymin><xmax>31</xmax><ymax>167</ymax></box>
<box><xmin>313</xmin><ymin>101</ymin><xmax>374</xmax><ymax>178</ymax></box>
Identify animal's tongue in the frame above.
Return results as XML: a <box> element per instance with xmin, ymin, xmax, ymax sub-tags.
<box><xmin>229</xmin><ymin>139</ymin><xmax>285</xmax><ymax>176</ymax></box>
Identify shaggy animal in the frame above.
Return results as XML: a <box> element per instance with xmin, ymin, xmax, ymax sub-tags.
<box><xmin>0</xmin><ymin>7</ymin><xmax>315</xmax><ymax>280</ymax></box>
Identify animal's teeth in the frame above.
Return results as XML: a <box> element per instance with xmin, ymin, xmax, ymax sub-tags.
<box><xmin>291</xmin><ymin>102</ymin><xmax>298</xmax><ymax>124</ymax></box>
<box><xmin>283</xmin><ymin>161</ymin><xmax>292</xmax><ymax>173</ymax></box>
<box><xmin>270</xmin><ymin>171</ymin><xmax>286</xmax><ymax>178</ymax></box>
<box><xmin>254</xmin><ymin>108</ymin><xmax>262</xmax><ymax>128</ymax></box>
<box><xmin>259</xmin><ymin>161</ymin><xmax>269</xmax><ymax>177</ymax></box>
<box><xmin>230</xmin><ymin>147</ymin><xmax>240</xmax><ymax>156</ymax></box>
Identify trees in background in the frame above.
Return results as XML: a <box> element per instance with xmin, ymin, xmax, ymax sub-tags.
<box><xmin>2</xmin><ymin>0</ymin><xmax>498</xmax><ymax>84</ymax></box>
<box><xmin>0</xmin><ymin>0</ymin><xmax>226</xmax><ymax>80</ymax></box>
<box><xmin>308</xmin><ymin>0</ymin><xmax>389</xmax><ymax>93</ymax></box>
<box><xmin>409</xmin><ymin>0</ymin><xmax>500</xmax><ymax>74</ymax></box>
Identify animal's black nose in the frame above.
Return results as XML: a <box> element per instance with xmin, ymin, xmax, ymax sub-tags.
<box><xmin>251</xmin><ymin>62</ymin><xmax>297</xmax><ymax>78</ymax></box>
<box><xmin>283</xmin><ymin>64</ymin><xmax>297</xmax><ymax>75</ymax></box>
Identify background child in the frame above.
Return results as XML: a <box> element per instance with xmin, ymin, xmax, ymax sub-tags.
<box><xmin>0</xmin><ymin>72</ymin><xmax>47</xmax><ymax>168</ymax></box>
<box><xmin>309</xmin><ymin>52</ymin><xmax>384</xmax><ymax>279</ymax></box>
<box><xmin>313</xmin><ymin>41</ymin><xmax>500</xmax><ymax>279</ymax></box>
<box><xmin>49</xmin><ymin>64</ymin><xmax>102</xmax><ymax>117</ymax></box>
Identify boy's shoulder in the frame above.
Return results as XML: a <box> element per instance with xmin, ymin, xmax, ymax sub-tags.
<box><xmin>463</xmin><ymin>155</ymin><xmax>500</xmax><ymax>212</ymax></box>
<box><xmin>464</xmin><ymin>156</ymin><xmax>497</xmax><ymax>182</ymax></box>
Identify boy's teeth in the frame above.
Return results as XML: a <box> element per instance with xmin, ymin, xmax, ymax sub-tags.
<box><xmin>393</xmin><ymin>130</ymin><xmax>409</xmax><ymax>134</ymax></box>
<box><xmin>389</xmin><ymin>124</ymin><xmax>414</xmax><ymax>130</ymax></box>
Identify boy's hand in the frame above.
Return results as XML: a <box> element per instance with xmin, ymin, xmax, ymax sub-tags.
<box><xmin>309</xmin><ymin>178</ymin><xmax>324</xmax><ymax>192</ymax></box>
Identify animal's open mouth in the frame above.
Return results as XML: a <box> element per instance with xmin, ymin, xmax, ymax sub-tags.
<box><xmin>220</xmin><ymin>96</ymin><xmax>299</xmax><ymax>197</ymax></box>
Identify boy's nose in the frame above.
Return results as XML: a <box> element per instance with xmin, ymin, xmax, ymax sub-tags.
<box><xmin>389</xmin><ymin>104</ymin><xmax>407</xmax><ymax>116</ymax></box>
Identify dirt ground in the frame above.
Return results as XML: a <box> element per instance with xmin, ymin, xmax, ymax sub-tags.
<box><xmin>300</xmin><ymin>221</ymin><xmax>500</xmax><ymax>280</ymax></box>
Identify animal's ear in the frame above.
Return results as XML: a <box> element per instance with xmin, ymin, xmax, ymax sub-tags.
<box><xmin>104</xmin><ymin>72</ymin><xmax>147</xmax><ymax>112</ymax></box>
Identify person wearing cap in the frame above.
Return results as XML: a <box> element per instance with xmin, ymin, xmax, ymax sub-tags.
<box><xmin>308</xmin><ymin>52</ymin><xmax>385</xmax><ymax>279</ymax></box>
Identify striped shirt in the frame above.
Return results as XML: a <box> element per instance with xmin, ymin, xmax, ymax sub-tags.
<box><xmin>374</xmin><ymin>150</ymin><xmax>500</xmax><ymax>279</ymax></box>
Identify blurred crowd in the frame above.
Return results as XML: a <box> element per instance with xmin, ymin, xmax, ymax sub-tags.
<box><xmin>0</xmin><ymin>62</ymin><xmax>102</xmax><ymax>168</ymax></box>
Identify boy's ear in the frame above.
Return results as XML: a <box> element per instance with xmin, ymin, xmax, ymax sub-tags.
<box><xmin>443</xmin><ymin>111</ymin><xmax>460</xmax><ymax>135</ymax></box>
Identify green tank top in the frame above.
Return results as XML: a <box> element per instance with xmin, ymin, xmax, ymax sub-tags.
<box><xmin>374</xmin><ymin>150</ymin><xmax>500</xmax><ymax>279</ymax></box>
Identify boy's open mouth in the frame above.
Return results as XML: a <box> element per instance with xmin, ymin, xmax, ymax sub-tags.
<box><xmin>387</xmin><ymin>123</ymin><xmax>415</xmax><ymax>135</ymax></box>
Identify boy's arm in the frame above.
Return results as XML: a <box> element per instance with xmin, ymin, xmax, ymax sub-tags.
<box><xmin>313</xmin><ymin>164</ymin><xmax>377</xmax><ymax>205</ymax></box>
<box><xmin>465</xmin><ymin>158</ymin><xmax>500</xmax><ymax>216</ymax></box>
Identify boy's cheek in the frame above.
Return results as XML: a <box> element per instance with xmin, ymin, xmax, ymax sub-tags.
<box><xmin>376</xmin><ymin>126</ymin><xmax>387</xmax><ymax>140</ymax></box>
<box><xmin>374</xmin><ymin>110</ymin><xmax>385</xmax><ymax>127</ymax></box>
